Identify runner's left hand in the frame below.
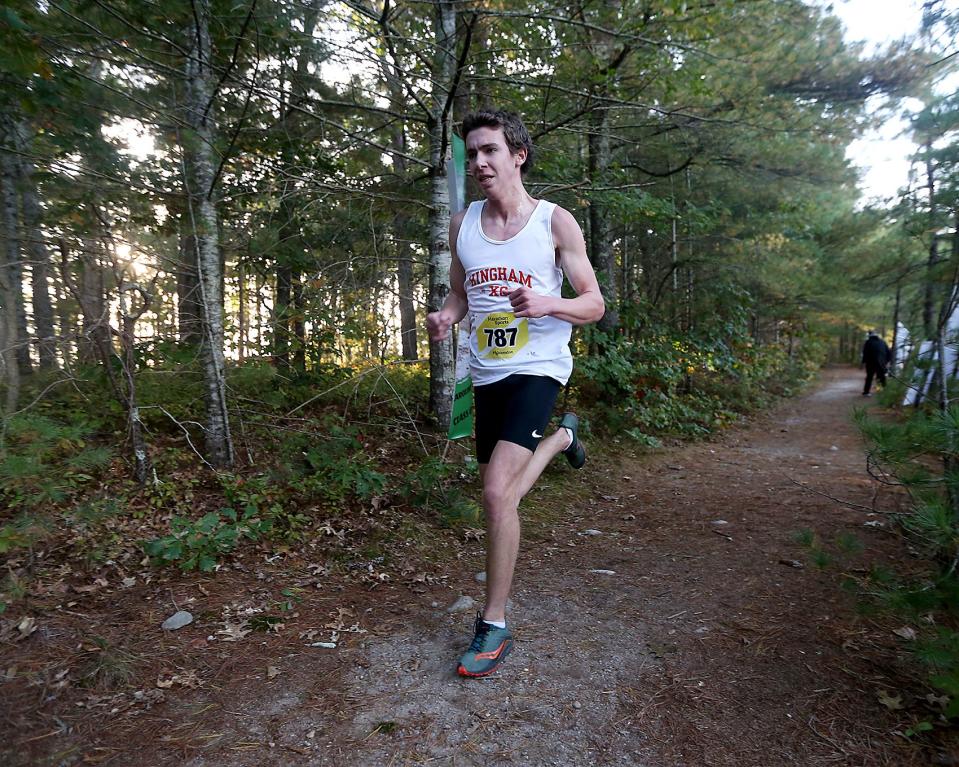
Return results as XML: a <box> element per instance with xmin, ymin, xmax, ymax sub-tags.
<box><xmin>509</xmin><ymin>286</ymin><xmax>552</xmax><ymax>318</ymax></box>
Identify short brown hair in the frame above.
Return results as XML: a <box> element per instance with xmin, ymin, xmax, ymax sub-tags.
<box><xmin>461</xmin><ymin>110</ymin><xmax>534</xmax><ymax>175</ymax></box>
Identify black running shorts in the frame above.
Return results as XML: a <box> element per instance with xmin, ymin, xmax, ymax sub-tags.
<box><xmin>473</xmin><ymin>374</ymin><xmax>562</xmax><ymax>464</ymax></box>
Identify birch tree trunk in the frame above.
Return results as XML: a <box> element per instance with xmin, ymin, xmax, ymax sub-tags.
<box><xmin>182</xmin><ymin>0</ymin><xmax>234</xmax><ymax>468</ymax></box>
<box><xmin>427</xmin><ymin>0</ymin><xmax>456</xmax><ymax>428</ymax></box>
<box><xmin>15</xmin><ymin>123</ymin><xmax>57</xmax><ymax>369</ymax></box>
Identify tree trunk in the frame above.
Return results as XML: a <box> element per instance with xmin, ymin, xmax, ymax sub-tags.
<box><xmin>15</xmin><ymin>123</ymin><xmax>57</xmax><ymax>369</ymax></box>
<box><xmin>182</xmin><ymin>0</ymin><xmax>234</xmax><ymax>468</ymax></box>
<box><xmin>684</xmin><ymin>167</ymin><xmax>694</xmax><ymax>334</ymax></box>
<box><xmin>0</xmin><ymin>141</ymin><xmax>21</xmax><ymax>411</ymax></box>
<box><xmin>177</xmin><ymin>229</ymin><xmax>202</xmax><ymax>344</ymax></box>
<box><xmin>588</xmin><ymin>106</ymin><xmax>618</xmax><ymax>333</ymax></box>
<box><xmin>54</xmin><ymin>247</ymin><xmax>76</xmax><ymax>364</ymax></box>
<box><xmin>255</xmin><ymin>270</ymin><xmax>264</xmax><ymax>353</ymax></box>
<box><xmin>272</xmin><ymin>1</ymin><xmax>320</xmax><ymax>374</ymax></box>
<box><xmin>383</xmin><ymin>62</ymin><xmax>419</xmax><ymax>362</ymax></box>
<box><xmin>274</xmin><ymin>260</ymin><xmax>291</xmax><ymax>369</ymax></box>
<box><xmin>890</xmin><ymin>282</ymin><xmax>901</xmax><ymax>375</ymax></box>
<box><xmin>0</xmin><ymin>119</ymin><xmax>31</xmax><ymax>377</ymax></box>
<box><xmin>427</xmin><ymin>0</ymin><xmax>457</xmax><ymax>428</ymax></box>
<box><xmin>292</xmin><ymin>273</ymin><xmax>305</xmax><ymax>371</ymax></box>
<box><xmin>924</xmin><ymin>144</ymin><xmax>939</xmax><ymax>339</ymax></box>
<box><xmin>237</xmin><ymin>262</ymin><xmax>246</xmax><ymax>363</ymax></box>
<box><xmin>79</xmin><ymin>225</ymin><xmax>109</xmax><ymax>365</ymax></box>
<box><xmin>119</xmin><ymin>284</ymin><xmax>153</xmax><ymax>484</ymax></box>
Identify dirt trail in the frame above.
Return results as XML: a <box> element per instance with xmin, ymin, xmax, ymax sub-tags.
<box><xmin>12</xmin><ymin>366</ymin><xmax>937</xmax><ymax>766</ymax></box>
<box><xmin>177</xmin><ymin>365</ymin><xmax>927</xmax><ymax>766</ymax></box>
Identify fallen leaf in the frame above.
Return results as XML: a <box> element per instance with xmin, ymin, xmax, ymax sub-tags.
<box><xmin>16</xmin><ymin>617</ymin><xmax>37</xmax><ymax>641</ymax></box>
<box><xmin>267</xmin><ymin>666</ymin><xmax>281</xmax><ymax>679</ymax></box>
<box><xmin>926</xmin><ymin>693</ymin><xmax>950</xmax><ymax>708</ymax></box>
<box><xmin>156</xmin><ymin>670</ymin><xmax>200</xmax><ymax>689</ymax></box>
<box><xmin>877</xmin><ymin>689</ymin><xmax>904</xmax><ymax>710</ymax></box>
<box><xmin>217</xmin><ymin>621</ymin><xmax>252</xmax><ymax>641</ymax></box>
<box><xmin>893</xmin><ymin>627</ymin><xmax>917</xmax><ymax>641</ymax></box>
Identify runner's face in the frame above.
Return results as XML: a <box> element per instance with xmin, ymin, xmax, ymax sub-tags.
<box><xmin>465</xmin><ymin>126</ymin><xmax>526</xmax><ymax>194</ymax></box>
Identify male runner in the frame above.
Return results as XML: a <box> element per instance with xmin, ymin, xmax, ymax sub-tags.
<box><xmin>426</xmin><ymin>110</ymin><xmax>605</xmax><ymax>677</ymax></box>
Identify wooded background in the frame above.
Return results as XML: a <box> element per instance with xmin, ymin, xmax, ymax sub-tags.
<box><xmin>0</xmin><ymin>0</ymin><xmax>956</xmax><ymax>478</ymax></box>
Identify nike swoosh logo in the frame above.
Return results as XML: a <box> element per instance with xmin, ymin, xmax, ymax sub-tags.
<box><xmin>531</xmin><ymin>430</ymin><xmax>543</xmax><ymax>438</ymax></box>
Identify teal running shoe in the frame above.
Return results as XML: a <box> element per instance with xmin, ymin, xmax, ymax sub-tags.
<box><xmin>457</xmin><ymin>614</ymin><xmax>513</xmax><ymax>678</ymax></box>
<box><xmin>559</xmin><ymin>412</ymin><xmax>586</xmax><ymax>469</ymax></box>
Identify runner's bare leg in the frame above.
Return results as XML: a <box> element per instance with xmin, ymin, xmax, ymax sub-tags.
<box><xmin>477</xmin><ymin>431</ymin><xmax>570</xmax><ymax>623</ymax></box>
<box><xmin>514</xmin><ymin>428</ymin><xmax>571</xmax><ymax>500</ymax></box>
<box><xmin>478</xmin><ymin>440</ymin><xmax>536</xmax><ymax>624</ymax></box>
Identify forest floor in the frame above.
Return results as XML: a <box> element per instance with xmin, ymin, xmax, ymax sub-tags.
<box><xmin>5</xmin><ymin>365</ymin><xmax>958</xmax><ymax>766</ymax></box>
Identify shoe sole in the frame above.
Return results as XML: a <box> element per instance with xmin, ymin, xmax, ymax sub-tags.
<box><xmin>457</xmin><ymin>641</ymin><xmax>513</xmax><ymax>678</ymax></box>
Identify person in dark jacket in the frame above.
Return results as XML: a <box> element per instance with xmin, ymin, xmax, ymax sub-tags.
<box><xmin>861</xmin><ymin>330</ymin><xmax>892</xmax><ymax>396</ymax></box>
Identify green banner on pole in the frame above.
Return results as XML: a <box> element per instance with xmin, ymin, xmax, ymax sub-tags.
<box><xmin>448</xmin><ymin>367</ymin><xmax>474</xmax><ymax>440</ymax></box>
<box><xmin>447</xmin><ymin>134</ymin><xmax>466</xmax><ymax>213</ymax></box>
<box><xmin>447</xmin><ymin>134</ymin><xmax>473</xmax><ymax>441</ymax></box>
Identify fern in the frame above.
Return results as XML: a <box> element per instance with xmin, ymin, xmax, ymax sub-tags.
<box><xmin>66</xmin><ymin>447</ymin><xmax>114</xmax><ymax>472</ymax></box>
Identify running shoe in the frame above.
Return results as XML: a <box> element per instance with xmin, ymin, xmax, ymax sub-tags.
<box><xmin>457</xmin><ymin>614</ymin><xmax>513</xmax><ymax>678</ymax></box>
<box><xmin>559</xmin><ymin>412</ymin><xmax>587</xmax><ymax>469</ymax></box>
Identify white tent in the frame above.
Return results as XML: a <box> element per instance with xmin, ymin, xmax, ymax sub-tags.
<box><xmin>894</xmin><ymin>322</ymin><xmax>911</xmax><ymax>372</ymax></box>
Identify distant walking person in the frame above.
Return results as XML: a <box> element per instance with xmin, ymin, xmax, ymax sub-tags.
<box><xmin>861</xmin><ymin>330</ymin><xmax>891</xmax><ymax>396</ymax></box>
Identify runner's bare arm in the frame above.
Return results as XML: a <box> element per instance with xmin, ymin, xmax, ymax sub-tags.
<box><xmin>426</xmin><ymin>210</ymin><xmax>469</xmax><ymax>341</ymax></box>
<box><xmin>509</xmin><ymin>206</ymin><xmax>605</xmax><ymax>324</ymax></box>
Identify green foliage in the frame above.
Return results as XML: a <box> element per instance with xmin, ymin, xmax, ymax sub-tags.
<box><xmin>77</xmin><ymin>637</ymin><xmax>138</xmax><ymax>689</ymax></box>
<box><xmin>919</xmin><ymin>629</ymin><xmax>959</xmax><ymax>718</ymax></box>
<box><xmin>143</xmin><ymin>507</ymin><xmax>272</xmax><ymax>572</ymax></box>
<box><xmin>401</xmin><ymin>457</ymin><xmax>480</xmax><ymax>527</ymax></box>
<box><xmin>856</xmin><ymin>379</ymin><xmax>959</xmax><ymax>722</ymax></box>
<box><xmin>578</xmin><ymin>324</ymin><xmax>824</xmax><ymax>438</ymax></box>
<box><xmin>219</xmin><ymin>473</ymin><xmax>312</xmax><ymax>542</ymax></box>
<box><xmin>0</xmin><ymin>513</ymin><xmax>52</xmax><ymax>554</ymax></box>
<box><xmin>302</xmin><ymin>446</ymin><xmax>386</xmax><ymax>501</ymax></box>
<box><xmin>0</xmin><ymin>414</ymin><xmax>112</xmax><ymax>510</ymax></box>
<box><xmin>271</xmin><ymin>418</ymin><xmax>387</xmax><ymax>509</ymax></box>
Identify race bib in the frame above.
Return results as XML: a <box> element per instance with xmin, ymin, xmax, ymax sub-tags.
<box><xmin>476</xmin><ymin>312</ymin><xmax>529</xmax><ymax>359</ymax></box>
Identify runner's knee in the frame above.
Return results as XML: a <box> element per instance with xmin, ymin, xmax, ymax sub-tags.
<box><xmin>482</xmin><ymin>483</ymin><xmax>516</xmax><ymax>517</ymax></box>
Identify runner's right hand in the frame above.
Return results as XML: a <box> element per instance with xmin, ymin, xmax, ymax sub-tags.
<box><xmin>426</xmin><ymin>310</ymin><xmax>453</xmax><ymax>341</ymax></box>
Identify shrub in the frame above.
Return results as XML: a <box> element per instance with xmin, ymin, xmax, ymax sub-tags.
<box><xmin>143</xmin><ymin>507</ymin><xmax>272</xmax><ymax>572</ymax></box>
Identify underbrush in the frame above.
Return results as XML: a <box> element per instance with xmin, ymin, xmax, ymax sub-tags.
<box><xmin>0</xmin><ymin>359</ymin><xmax>476</xmax><ymax>612</ymax></box>
<box><xmin>576</xmin><ymin>325</ymin><xmax>825</xmax><ymax>441</ymax></box>
<box><xmin>856</xmin><ymin>385</ymin><xmax>959</xmax><ymax>735</ymax></box>
<box><xmin>1</xmin><ymin>327</ymin><xmax>818</xmax><ymax>611</ymax></box>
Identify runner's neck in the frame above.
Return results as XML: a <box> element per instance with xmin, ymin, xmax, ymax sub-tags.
<box><xmin>481</xmin><ymin>188</ymin><xmax>539</xmax><ymax>232</ymax></box>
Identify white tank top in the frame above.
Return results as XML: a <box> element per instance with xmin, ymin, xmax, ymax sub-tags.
<box><xmin>456</xmin><ymin>199</ymin><xmax>573</xmax><ymax>386</ymax></box>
